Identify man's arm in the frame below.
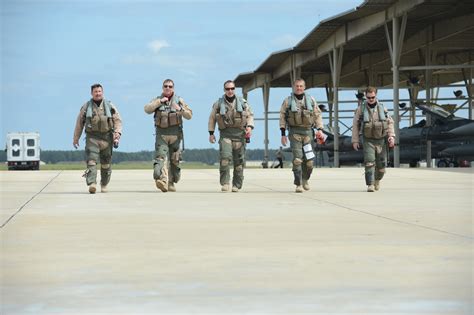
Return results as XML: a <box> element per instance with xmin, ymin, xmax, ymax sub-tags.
<box><xmin>244</xmin><ymin>101</ymin><xmax>255</xmax><ymax>130</ymax></box>
<box><xmin>279</xmin><ymin>99</ymin><xmax>289</xmax><ymax>146</ymax></box>
<box><xmin>351</xmin><ymin>107</ymin><xmax>362</xmax><ymax>150</ymax></box>
<box><xmin>178</xmin><ymin>97</ymin><xmax>193</xmax><ymax>120</ymax></box>
<box><xmin>385</xmin><ymin>109</ymin><xmax>395</xmax><ymax>147</ymax></box>
<box><xmin>311</xmin><ymin>96</ymin><xmax>324</xmax><ymax>130</ymax></box>
<box><xmin>144</xmin><ymin>97</ymin><xmax>161</xmax><ymax>114</ymax></box>
<box><xmin>73</xmin><ymin>104</ymin><xmax>87</xmax><ymax>148</ymax></box>
<box><xmin>208</xmin><ymin>102</ymin><xmax>218</xmax><ymax>143</ymax></box>
<box><xmin>110</xmin><ymin>103</ymin><xmax>123</xmax><ymax>135</ymax></box>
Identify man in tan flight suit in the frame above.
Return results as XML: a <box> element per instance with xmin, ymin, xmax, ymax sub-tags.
<box><xmin>73</xmin><ymin>83</ymin><xmax>122</xmax><ymax>194</ymax></box>
<box><xmin>280</xmin><ymin>78</ymin><xmax>325</xmax><ymax>193</ymax></box>
<box><xmin>144</xmin><ymin>79</ymin><xmax>192</xmax><ymax>192</ymax></box>
<box><xmin>352</xmin><ymin>86</ymin><xmax>395</xmax><ymax>192</ymax></box>
<box><xmin>208</xmin><ymin>80</ymin><xmax>254</xmax><ymax>192</ymax></box>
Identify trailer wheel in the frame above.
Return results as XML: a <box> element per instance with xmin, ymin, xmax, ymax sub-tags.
<box><xmin>437</xmin><ymin>160</ymin><xmax>448</xmax><ymax>168</ymax></box>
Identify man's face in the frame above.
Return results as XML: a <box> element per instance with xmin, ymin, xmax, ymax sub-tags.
<box><xmin>91</xmin><ymin>87</ymin><xmax>103</xmax><ymax>101</ymax></box>
<box><xmin>224</xmin><ymin>82</ymin><xmax>236</xmax><ymax>97</ymax></box>
<box><xmin>162</xmin><ymin>81</ymin><xmax>174</xmax><ymax>97</ymax></box>
<box><xmin>293</xmin><ymin>81</ymin><xmax>305</xmax><ymax>95</ymax></box>
<box><xmin>366</xmin><ymin>91</ymin><xmax>377</xmax><ymax>105</ymax></box>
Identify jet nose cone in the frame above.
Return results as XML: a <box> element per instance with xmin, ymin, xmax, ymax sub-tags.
<box><xmin>448</xmin><ymin>123</ymin><xmax>474</xmax><ymax>137</ymax></box>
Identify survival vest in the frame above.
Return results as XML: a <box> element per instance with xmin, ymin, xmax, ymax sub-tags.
<box><xmin>359</xmin><ymin>101</ymin><xmax>388</xmax><ymax>139</ymax></box>
<box><xmin>215</xmin><ymin>96</ymin><xmax>249</xmax><ymax>130</ymax></box>
<box><xmin>286</xmin><ymin>93</ymin><xmax>315</xmax><ymax>128</ymax></box>
<box><xmin>154</xmin><ymin>94</ymin><xmax>183</xmax><ymax>128</ymax></box>
<box><xmin>85</xmin><ymin>99</ymin><xmax>114</xmax><ymax>133</ymax></box>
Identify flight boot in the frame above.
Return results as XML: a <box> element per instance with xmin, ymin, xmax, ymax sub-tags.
<box><xmin>221</xmin><ymin>184</ymin><xmax>230</xmax><ymax>192</ymax></box>
<box><xmin>155</xmin><ymin>179</ymin><xmax>168</xmax><ymax>192</ymax></box>
<box><xmin>168</xmin><ymin>183</ymin><xmax>176</xmax><ymax>192</ymax></box>
<box><xmin>88</xmin><ymin>183</ymin><xmax>96</xmax><ymax>194</ymax></box>
<box><xmin>100</xmin><ymin>185</ymin><xmax>108</xmax><ymax>193</ymax></box>
<box><xmin>374</xmin><ymin>180</ymin><xmax>380</xmax><ymax>191</ymax></box>
<box><xmin>302</xmin><ymin>180</ymin><xmax>310</xmax><ymax>191</ymax></box>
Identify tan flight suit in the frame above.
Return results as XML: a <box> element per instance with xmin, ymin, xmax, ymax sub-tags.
<box><xmin>144</xmin><ymin>94</ymin><xmax>192</xmax><ymax>190</ymax></box>
<box><xmin>73</xmin><ymin>99</ymin><xmax>122</xmax><ymax>187</ymax></box>
<box><xmin>208</xmin><ymin>96</ymin><xmax>254</xmax><ymax>189</ymax></box>
<box><xmin>280</xmin><ymin>93</ymin><xmax>323</xmax><ymax>186</ymax></box>
<box><xmin>352</xmin><ymin>101</ymin><xmax>395</xmax><ymax>185</ymax></box>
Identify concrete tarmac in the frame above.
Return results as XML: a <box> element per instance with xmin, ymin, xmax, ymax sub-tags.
<box><xmin>1</xmin><ymin>168</ymin><xmax>472</xmax><ymax>315</ymax></box>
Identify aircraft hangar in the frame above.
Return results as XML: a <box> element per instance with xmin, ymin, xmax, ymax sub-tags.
<box><xmin>234</xmin><ymin>0</ymin><xmax>474</xmax><ymax>168</ymax></box>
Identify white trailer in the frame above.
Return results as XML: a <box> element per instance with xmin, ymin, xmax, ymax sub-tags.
<box><xmin>6</xmin><ymin>132</ymin><xmax>41</xmax><ymax>170</ymax></box>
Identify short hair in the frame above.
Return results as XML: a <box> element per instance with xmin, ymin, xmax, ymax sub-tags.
<box><xmin>223</xmin><ymin>80</ymin><xmax>235</xmax><ymax>88</ymax></box>
<box><xmin>293</xmin><ymin>78</ymin><xmax>306</xmax><ymax>86</ymax></box>
<box><xmin>365</xmin><ymin>86</ymin><xmax>377</xmax><ymax>94</ymax></box>
<box><xmin>90</xmin><ymin>83</ymin><xmax>103</xmax><ymax>92</ymax></box>
<box><xmin>162</xmin><ymin>79</ymin><xmax>174</xmax><ymax>87</ymax></box>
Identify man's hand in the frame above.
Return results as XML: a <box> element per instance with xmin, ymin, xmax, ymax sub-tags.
<box><xmin>113</xmin><ymin>132</ymin><xmax>121</xmax><ymax>149</ymax></box>
<box><xmin>209</xmin><ymin>134</ymin><xmax>216</xmax><ymax>144</ymax></box>
<box><xmin>315</xmin><ymin>130</ymin><xmax>325</xmax><ymax>141</ymax></box>
<box><xmin>73</xmin><ymin>141</ymin><xmax>79</xmax><ymax>149</ymax></box>
<box><xmin>352</xmin><ymin>142</ymin><xmax>360</xmax><ymax>151</ymax></box>
<box><xmin>388</xmin><ymin>136</ymin><xmax>395</xmax><ymax>148</ymax></box>
<box><xmin>245</xmin><ymin>126</ymin><xmax>252</xmax><ymax>138</ymax></box>
<box><xmin>171</xmin><ymin>102</ymin><xmax>181</xmax><ymax>111</ymax></box>
<box><xmin>113</xmin><ymin>132</ymin><xmax>121</xmax><ymax>142</ymax></box>
<box><xmin>160</xmin><ymin>97</ymin><xmax>169</xmax><ymax>103</ymax></box>
<box><xmin>281</xmin><ymin>136</ymin><xmax>288</xmax><ymax>146</ymax></box>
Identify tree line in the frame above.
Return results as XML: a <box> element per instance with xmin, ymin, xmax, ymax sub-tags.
<box><xmin>1</xmin><ymin>149</ymin><xmax>281</xmax><ymax>164</ymax></box>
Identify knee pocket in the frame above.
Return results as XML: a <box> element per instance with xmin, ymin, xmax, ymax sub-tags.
<box><xmin>220</xmin><ymin>159</ymin><xmax>230</xmax><ymax>167</ymax></box>
<box><xmin>378</xmin><ymin>168</ymin><xmax>386</xmax><ymax>173</ymax></box>
<box><xmin>235</xmin><ymin>165</ymin><xmax>243</xmax><ymax>171</ymax></box>
<box><xmin>171</xmin><ymin>151</ymin><xmax>181</xmax><ymax>166</ymax></box>
<box><xmin>87</xmin><ymin>160</ymin><xmax>97</xmax><ymax>166</ymax></box>
<box><xmin>306</xmin><ymin>160</ymin><xmax>313</xmax><ymax>168</ymax></box>
<box><xmin>101</xmin><ymin>163</ymin><xmax>110</xmax><ymax>169</ymax></box>
<box><xmin>365</xmin><ymin>162</ymin><xmax>375</xmax><ymax>167</ymax></box>
<box><xmin>293</xmin><ymin>158</ymin><xmax>303</xmax><ymax>166</ymax></box>
<box><xmin>232</xmin><ymin>141</ymin><xmax>243</xmax><ymax>150</ymax></box>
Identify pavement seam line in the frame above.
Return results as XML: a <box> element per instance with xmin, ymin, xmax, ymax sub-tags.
<box><xmin>305</xmin><ymin>195</ymin><xmax>473</xmax><ymax>241</ymax></box>
<box><xmin>0</xmin><ymin>171</ymin><xmax>63</xmax><ymax>230</ymax></box>
<box><xmin>251</xmin><ymin>182</ymin><xmax>473</xmax><ymax>241</ymax></box>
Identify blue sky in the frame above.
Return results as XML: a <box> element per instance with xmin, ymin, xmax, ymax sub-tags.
<box><xmin>1</xmin><ymin>0</ymin><xmax>431</xmax><ymax>152</ymax></box>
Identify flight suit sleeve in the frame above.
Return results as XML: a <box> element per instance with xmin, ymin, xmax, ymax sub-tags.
<box><xmin>279</xmin><ymin>99</ymin><xmax>289</xmax><ymax>129</ymax></box>
<box><xmin>144</xmin><ymin>97</ymin><xmax>161</xmax><ymax>114</ymax></box>
<box><xmin>73</xmin><ymin>103</ymin><xmax>87</xmax><ymax>144</ymax></box>
<box><xmin>311</xmin><ymin>96</ymin><xmax>323</xmax><ymax>130</ymax></box>
<box><xmin>110</xmin><ymin>103</ymin><xmax>123</xmax><ymax>135</ymax></box>
<box><xmin>208</xmin><ymin>102</ymin><xmax>219</xmax><ymax>132</ymax></box>
<box><xmin>385</xmin><ymin>109</ymin><xmax>395</xmax><ymax>138</ymax></box>
<box><xmin>352</xmin><ymin>106</ymin><xmax>362</xmax><ymax>144</ymax></box>
<box><xmin>244</xmin><ymin>101</ymin><xmax>255</xmax><ymax>129</ymax></box>
<box><xmin>178</xmin><ymin>97</ymin><xmax>193</xmax><ymax>120</ymax></box>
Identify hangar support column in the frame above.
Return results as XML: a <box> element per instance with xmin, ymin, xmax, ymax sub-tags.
<box><xmin>262</xmin><ymin>82</ymin><xmax>270</xmax><ymax>167</ymax></box>
<box><xmin>385</xmin><ymin>13</ymin><xmax>407</xmax><ymax>168</ymax></box>
<box><xmin>329</xmin><ymin>46</ymin><xmax>344</xmax><ymax>167</ymax></box>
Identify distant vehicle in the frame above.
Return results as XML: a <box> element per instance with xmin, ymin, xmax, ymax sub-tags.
<box><xmin>5</xmin><ymin>132</ymin><xmax>40</xmax><ymax>170</ymax></box>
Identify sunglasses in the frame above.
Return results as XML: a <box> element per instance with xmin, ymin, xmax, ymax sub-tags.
<box><xmin>163</xmin><ymin>85</ymin><xmax>174</xmax><ymax>88</ymax></box>
<box><xmin>366</xmin><ymin>96</ymin><xmax>376</xmax><ymax>100</ymax></box>
<box><xmin>225</xmin><ymin>87</ymin><xmax>235</xmax><ymax>91</ymax></box>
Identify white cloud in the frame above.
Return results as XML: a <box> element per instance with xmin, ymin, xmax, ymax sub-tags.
<box><xmin>148</xmin><ymin>39</ymin><xmax>170</xmax><ymax>54</ymax></box>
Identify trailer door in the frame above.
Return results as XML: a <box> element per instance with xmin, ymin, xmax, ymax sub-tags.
<box><xmin>8</xmin><ymin>136</ymin><xmax>24</xmax><ymax>161</ymax></box>
<box><xmin>25</xmin><ymin>135</ymin><xmax>40</xmax><ymax>161</ymax></box>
